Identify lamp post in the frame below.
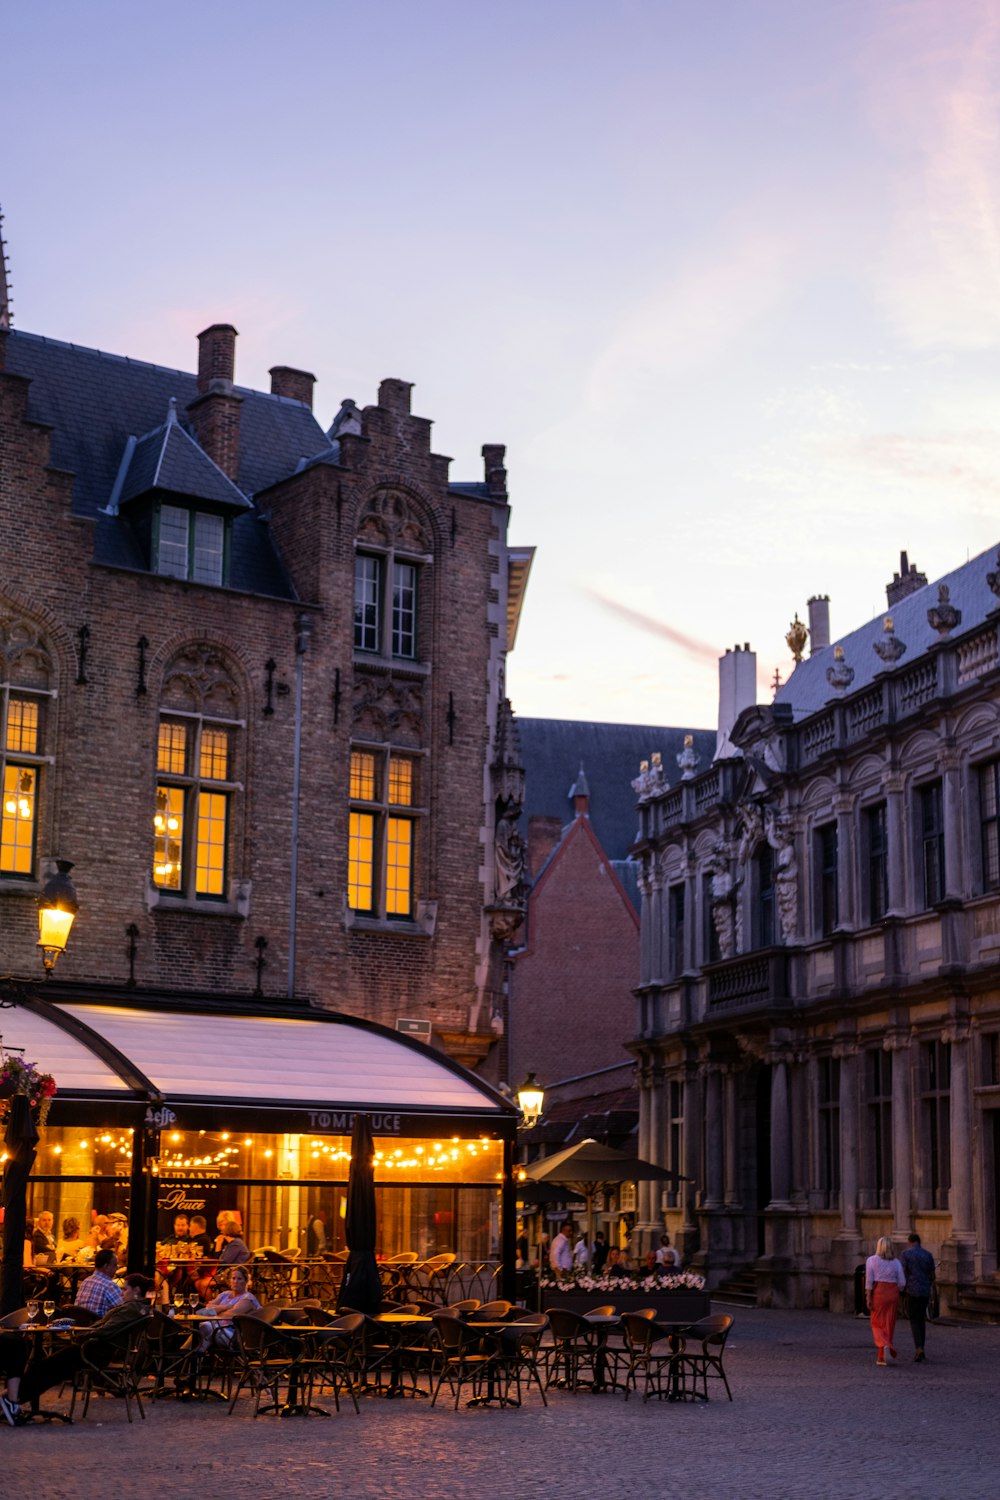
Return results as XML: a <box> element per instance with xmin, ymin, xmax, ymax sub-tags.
<box><xmin>516</xmin><ymin>1071</ymin><xmax>544</xmax><ymax>1129</ymax></box>
<box><xmin>1</xmin><ymin>860</ymin><xmax>79</xmax><ymax>1313</ymax></box>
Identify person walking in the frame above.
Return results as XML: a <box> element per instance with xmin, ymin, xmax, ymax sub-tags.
<box><xmin>549</xmin><ymin>1222</ymin><xmax>573</xmax><ymax>1280</ymax></box>
<box><xmin>865</xmin><ymin>1235</ymin><xmax>905</xmax><ymax>1366</ymax></box>
<box><xmin>901</xmin><ymin>1232</ymin><xmax>936</xmax><ymax>1363</ymax></box>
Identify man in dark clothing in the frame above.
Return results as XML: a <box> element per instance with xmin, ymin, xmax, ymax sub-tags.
<box><xmin>2</xmin><ymin>1273</ymin><xmax>152</xmax><ymax>1424</ymax></box>
<box><xmin>901</xmin><ymin>1232</ymin><xmax>936</xmax><ymax>1363</ymax></box>
<box><xmin>591</xmin><ymin>1232</ymin><xmax>609</xmax><ymax>1274</ymax></box>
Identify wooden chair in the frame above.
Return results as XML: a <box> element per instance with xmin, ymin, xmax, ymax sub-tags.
<box><xmin>429</xmin><ymin>1313</ymin><xmax>498</xmax><ymax>1409</ymax></box>
<box><xmin>673</xmin><ymin>1314</ymin><xmax>734</xmax><ymax>1401</ymax></box>
<box><xmin>70</xmin><ymin>1320</ymin><xmax>147</xmax><ymax>1423</ymax></box>
<box><xmin>621</xmin><ymin>1313</ymin><xmax>679</xmax><ymax>1402</ymax></box>
<box><xmin>545</xmin><ymin>1308</ymin><xmax>600</xmax><ymax>1392</ymax></box>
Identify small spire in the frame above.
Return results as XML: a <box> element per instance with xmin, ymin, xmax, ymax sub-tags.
<box><xmin>166</xmin><ymin>396</ymin><xmax>178</xmax><ymax>425</ymax></box>
<box><xmin>569</xmin><ymin>761</ymin><xmax>590</xmax><ymax>815</ymax></box>
<box><xmin>0</xmin><ymin>203</ymin><xmax>12</xmax><ymax>330</ymax></box>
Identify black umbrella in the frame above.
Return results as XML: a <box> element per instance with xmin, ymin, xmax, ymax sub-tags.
<box><xmin>1</xmin><ymin>1093</ymin><xmax>39</xmax><ymax>1316</ymax></box>
<box><xmin>525</xmin><ymin>1138</ymin><xmax>689</xmax><ymax>1252</ymax></box>
<box><xmin>337</xmin><ymin>1113</ymin><xmax>383</xmax><ymax>1316</ymax></box>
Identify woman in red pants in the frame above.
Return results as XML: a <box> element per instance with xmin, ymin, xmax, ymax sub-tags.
<box><xmin>865</xmin><ymin>1235</ymin><xmax>906</xmax><ymax>1366</ymax></box>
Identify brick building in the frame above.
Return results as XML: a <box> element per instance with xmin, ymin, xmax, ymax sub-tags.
<box><xmin>0</xmin><ymin>310</ymin><xmax>533</xmax><ymax>1074</ymax></box>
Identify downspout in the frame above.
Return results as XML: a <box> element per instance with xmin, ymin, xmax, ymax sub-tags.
<box><xmin>288</xmin><ymin>613</ymin><xmax>313</xmax><ymax>998</ymax></box>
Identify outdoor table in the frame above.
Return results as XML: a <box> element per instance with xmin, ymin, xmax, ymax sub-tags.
<box><xmin>270</xmin><ymin>1323</ymin><xmax>333</xmax><ymax>1416</ymax></box>
<box><xmin>583</xmin><ymin>1313</ymin><xmax>623</xmax><ymax>1393</ymax></box>
<box><xmin>161</xmin><ymin>1312</ymin><xmax>229</xmax><ymax>1400</ymax></box>
<box><xmin>461</xmin><ymin>1320</ymin><xmax>518</xmax><ymax>1408</ymax></box>
<box><xmin>651</xmin><ymin>1320</ymin><xmax>696</xmax><ymax>1402</ymax></box>
<box><xmin>371</xmin><ymin>1312</ymin><xmax>433</xmax><ymax>1399</ymax></box>
<box><xmin>12</xmin><ymin>1319</ymin><xmax>84</xmax><ymax>1423</ymax></box>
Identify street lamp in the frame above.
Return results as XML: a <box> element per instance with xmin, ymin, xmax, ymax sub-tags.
<box><xmin>37</xmin><ymin>860</ymin><xmax>78</xmax><ymax>975</ymax></box>
<box><xmin>516</xmin><ymin>1071</ymin><xmax>545</xmax><ymax>1128</ymax></box>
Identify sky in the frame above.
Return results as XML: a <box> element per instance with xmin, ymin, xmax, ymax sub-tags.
<box><xmin>5</xmin><ymin>0</ymin><xmax>1000</xmax><ymax>739</ymax></box>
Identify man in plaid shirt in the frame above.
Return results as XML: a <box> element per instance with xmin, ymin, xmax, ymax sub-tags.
<box><xmin>75</xmin><ymin>1249</ymin><xmax>122</xmax><ymax>1316</ymax></box>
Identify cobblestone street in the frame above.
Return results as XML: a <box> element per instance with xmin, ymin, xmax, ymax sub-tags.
<box><xmin>5</xmin><ymin>1308</ymin><xmax>1000</xmax><ymax>1499</ymax></box>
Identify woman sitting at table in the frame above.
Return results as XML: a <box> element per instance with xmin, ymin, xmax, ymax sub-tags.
<box><xmin>57</xmin><ymin>1217</ymin><xmax>85</xmax><ymax>1261</ymax></box>
<box><xmin>605</xmin><ymin>1247</ymin><xmax>629</xmax><ymax>1279</ymax></box>
<box><xmin>195</xmin><ymin>1266</ymin><xmax>260</xmax><ymax>1352</ymax></box>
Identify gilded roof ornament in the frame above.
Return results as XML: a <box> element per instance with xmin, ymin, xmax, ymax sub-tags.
<box><xmin>785</xmin><ymin>612</ymin><xmax>808</xmax><ymax>664</ymax></box>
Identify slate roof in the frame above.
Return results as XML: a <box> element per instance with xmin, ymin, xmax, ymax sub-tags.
<box><xmin>774</xmin><ymin>541</ymin><xmax>1000</xmax><ymax>720</ymax></box>
<box><xmin>517</xmin><ymin>718</ymin><xmax>716</xmax><ymax>862</ymax></box>
<box><xmin>115</xmin><ymin>408</ymin><xmax>253</xmax><ymax>511</ymax></box>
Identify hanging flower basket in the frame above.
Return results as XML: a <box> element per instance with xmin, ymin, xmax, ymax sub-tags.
<box><xmin>0</xmin><ymin>1057</ymin><xmax>57</xmax><ymax>1128</ymax></box>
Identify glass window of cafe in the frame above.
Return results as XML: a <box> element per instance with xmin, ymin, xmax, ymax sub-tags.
<box><xmin>17</xmin><ymin>1124</ymin><xmax>504</xmax><ymax>1264</ymax></box>
<box><xmin>18</xmin><ymin>1127</ymin><xmax>134</xmax><ymax>1261</ymax></box>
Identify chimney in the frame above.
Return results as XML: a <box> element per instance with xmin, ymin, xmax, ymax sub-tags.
<box><xmin>482</xmin><ymin>444</ymin><xmax>508</xmax><ymax>500</ymax></box>
<box><xmin>807</xmin><ymin>595</ymin><xmax>830</xmax><ymax>654</ymax></box>
<box><xmin>269</xmin><ymin>366</ymin><xmax>316</xmax><ymax>409</ymax></box>
<box><xmin>569</xmin><ymin>763</ymin><xmax>590</xmax><ymax>817</ymax></box>
<box><xmin>716</xmin><ymin>643</ymin><xmax>757</xmax><ymax>760</ymax></box>
<box><xmin>187</xmin><ymin>324</ymin><xmax>242</xmax><ymax>483</ymax></box>
<box><xmin>527</xmin><ymin>815</ymin><xmax>563</xmax><ymax>879</ymax></box>
<box><xmin>886</xmin><ymin>550</ymin><xmax>927</xmax><ymax>607</ymax></box>
<box><xmin>378</xmin><ymin>378</ymin><xmax>413</xmax><ymax>415</ymax></box>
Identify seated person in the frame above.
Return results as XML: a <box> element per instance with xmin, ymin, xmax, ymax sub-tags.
<box><xmin>218</xmin><ymin>1224</ymin><xmax>251</xmax><ymax>1267</ymax></box>
<box><xmin>605</xmin><ymin>1247</ymin><xmax>629</xmax><ymax>1279</ymax></box>
<box><xmin>74</xmin><ymin>1249</ymin><xmax>123</xmax><ymax>1317</ymax></box>
<box><xmin>104</xmin><ymin>1213</ymin><xmax>128</xmax><ymax>1257</ymax></box>
<box><xmin>0</xmin><ymin>1330</ymin><xmax>30</xmax><ymax>1426</ymax></box>
<box><xmin>76</xmin><ymin>1223</ymin><xmax>103</xmax><ymax>1265</ymax></box>
<box><xmin>57</xmin><ymin>1217</ymin><xmax>85</xmax><ymax>1261</ymax></box>
<box><xmin>655</xmin><ymin>1233</ymin><xmax>681</xmax><ymax>1270</ymax></box>
<box><xmin>170</xmin><ymin>1212</ymin><xmax>191</xmax><ymax>1245</ymax></box>
<box><xmin>196</xmin><ymin>1266</ymin><xmax>260</xmax><ymax>1352</ymax></box>
<box><xmin>4</xmin><ymin>1274</ymin><xmax>152</xmax><ymax>1424</ymax></box>
<box><xmin>187</xmin><ymin>1214</ymin><xmax>212</xmax><ymax>1255</ymax></box>
<box><xmin>31</xmin><ymin>1212</ymin><xmax>57</xmax><ymax>1267</ymax></box>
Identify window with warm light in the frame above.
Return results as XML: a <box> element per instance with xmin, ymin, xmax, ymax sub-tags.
<box><xmin>154</xmin><ymin>715</ymin><xmax>237</xmax><ymax>897</ymax></box>
<box><xmin>348</xmin><ymin>747</ymin><xmax>418</xmax><ymax>917</ymax></box>
<box><xmin>1</xmin><ymin>688</ymin><xmax>44</xmax><ymax>877</ymax></box>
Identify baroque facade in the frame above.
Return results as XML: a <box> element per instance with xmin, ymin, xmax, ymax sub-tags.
<box><xmin>631</xmin><ymin>550</ymin><xmax>1000</xmax><ymax>1318</ymax></box>
<box><xmin>0</xmin><ymin>311</ymin><xmax>532</xmax><ymax>1073</ymax></box>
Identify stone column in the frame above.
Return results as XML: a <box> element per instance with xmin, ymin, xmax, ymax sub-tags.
<box><xmin>945</xmin><ymin>1022</ymin><xmax>973</xmax><ymax>1236</ymax></box>
<box><xmin>703</xmin><ymin>1065</ymin><xmax>724</xmax><ymax>1209</ymax></box>
<box><xmin>885</xmin><ymin>1029</ymin><xmax>913</xmax><ymax>1240</ymax></box>
<box><xmin>682</xmin><ymin>1062</ymin><xmax>701</xmax><ymax>1234</ymax></box>
<box><xmin>885</xmin><ymin>773</ymin><xmax>906</xmax><ymax>916</ymax></box>
<box><xmin>835</xmin><ymin>1042</ymin><xmax>859</xmax><ymax>1235</ymax></box>
<box><xmin>684</xmin><ymin>858</ymin><xmax>697</xmax><ymax>973</ymax></box>
<box><xmin>941</xmin><ymin>749</ymin><xmax>963</xmax><ymax>902</ymax></box>
<box><xmin>724</xmin><ymin>1067</ymin><xmax>741</xmax><ymax>1207</ymax></box>
<box><xmin>636</xmin><ymin>1063</ymin><xmax>653</xmax><ymax>1233</ymax></box>
<box><xmin>768</xmin><ymin>1056</ymin><xmax>792</xmax><ymax>1210</ymax></box>
<box><xmin>834</xmin><ymin>794</ymin><xmax>853</xmax><ymax>929</ymax></box>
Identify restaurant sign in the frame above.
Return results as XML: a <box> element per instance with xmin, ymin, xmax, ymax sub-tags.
<box><xmin>304</xmin><ymin>1110</ymin><xmax>403</xmax><ymax>1134</ymax></box>
<box><xmin>145</xmin><ymin>1104</ymin><xmax>177</xmax><ymax>1128</ymax></box>
<box><xmin>157</xmin><ymin>1185</ymin><xmax>208</xmax><ymax>1212</ymax></box>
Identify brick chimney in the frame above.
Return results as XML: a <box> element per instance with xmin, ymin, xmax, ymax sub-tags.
<box><xmin>482</xmin><ymin>444</ymin><xmax>508</xmax><ymax>500</ymax></box>
<box><xmin>807</xmin><ymin>595</ymin><xmax>830</xmax><ymax>654</ymax></box>
<box><xmin>186</xmin><ymin>324</ymin><xmax>242</xmax><ymax>483</ymax></box>
<box><xmin>886</xmin><ymin>551</ymin><xmax>927</xmax><ymax>607</ymax></box>
<box><xmin>378</xmin><ymin>378</ymin><xmax>413</xmax><ymax>414</ymax></box>
<box><xmin>269</xmin><ymin>366</ymin><xmax>316</xmax><ymax>409</ymax></box>
<box><xmin>527</xmin><ymin>815</ymin><xmax>563</xmax><ymax>879</ymax></box>
<box><xmin>716</xmin><ymin>643</ymin><xmax>757</xmax><ymax>760</ymax></box>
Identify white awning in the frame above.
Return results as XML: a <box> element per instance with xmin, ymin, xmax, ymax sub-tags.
<box><xmin>1</xmin><ymin>1005</ymin><xmax>131</xmax><ymax>1092</ymax></box>
<box><xmin>59</xmin><ymin>1003</ymin><xmax>503</xmax><ymax>1113</ymax></box>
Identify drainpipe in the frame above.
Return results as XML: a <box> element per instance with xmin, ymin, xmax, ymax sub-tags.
<box><xmin>288</xmin><ymin>613</ymin><xmax>313</xmax><ymax>997</ymax></box>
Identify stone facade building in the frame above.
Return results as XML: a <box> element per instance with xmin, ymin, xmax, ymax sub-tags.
<box><xmin>631</xmin><ymin>548</ymin><xmax>1000</xmax><ymax>1318</ymax></box>
<box><xmin>0</xmin><ymin>313</ymin><xmax>533</xmax><ymax>1074</ymax></box>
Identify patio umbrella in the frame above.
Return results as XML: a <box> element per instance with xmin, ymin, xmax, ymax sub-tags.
<box><xmin>524</xmin><ymin>1138</ymin><xmax>689</xmax><ymax>1258</ymax></box>
<box><xmin>337</xmin><ymin>1112</ymin><xmax>383</xmax><ymax>1316</ymax></box>
<box><xmin>1</xmin><ymin>1093</ymin><xmax>39</xmax><ymax>1316</ymax></box>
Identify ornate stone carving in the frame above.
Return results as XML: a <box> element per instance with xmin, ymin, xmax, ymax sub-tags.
<box><xmin>0</xmin><ymin>610</ymin><xmax>53</xmax><ymax>689</ymax></box>
<box><xmin>785</xmin><ymin>612</ymin><xmax>808</xmax><ymax>664</ymax></box>
<box><xmin>873</xmin><ymin>615</ymin><xmax>906</xmax><ymax>664</ymax></box>
<box><xmin>161</xmin><ymin>644</ymin><xmax>241</xmax><ymax>716</ymax></box>
<box><xmin>927</xmin><ymin>584</ymin><xmax>961</xmax><ymax>638</ymax></box>
<box><xmin>493</xmin><ymin>795</ymin><xmax>527</xmax><ymax>906</ymax></box>
<box><xmin>765</xmin><ymin>807</ymin><xmax>798</xmax><ymax>944</ymax></box>
<box><xmin>676</xmin><ymin>735</ymin><xmax>700</xmax><ymax>781</ymax></box>
<box><xmin>940</xmin><ymin>1020</ymin><xmax>971</xmax><ymax>1046</ymax></box>
<box><xmin>356</xmin><ymin>489</ymin><xmax>431</xmax><ymax>553</ymax></box>
<box><xmin>826</xmin><ymin>645</ymin><xmax>854</xmax><ymax>693</ymax></box>
<box><xmin>707</xmin><ymin>837</ymin><xmax>737</xmax><ymax>959</ymax></box>
<box><xmin>632</xmin><ymin>754</ymin><xmax>667</xmax><ymax>801</ymax></box>
<box><xmin>352</xmin><ymin>674</ymin><xmax>424</xmax><ymax>743</ymax></box>
<box><xmin>491</xmin><ymin>695</ymin><xmax>525</xmax><ymax>811</ymax></box>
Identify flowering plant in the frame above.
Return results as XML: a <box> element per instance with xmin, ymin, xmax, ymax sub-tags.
<box><xmin>539</xmin><ymin>1267</ymin><xmax>705</xmax><ymax>1293</ymax></box>
<box><xmin>0</xmin><ymin>1056</ymin><xmax>58</xmax><ymax>1127</ymax></box>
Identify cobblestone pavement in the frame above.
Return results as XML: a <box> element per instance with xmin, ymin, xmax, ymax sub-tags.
<box><xmin>5</xmin><ymin>1308</ymin><xmax>1000</xmax><ymax>1499</ymax></box>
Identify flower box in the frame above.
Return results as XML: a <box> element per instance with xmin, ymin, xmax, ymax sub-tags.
<box><xmin>541</xmin><ymin>1287</ymin><xmax>711</xmax><ymax>1322</ymax></box>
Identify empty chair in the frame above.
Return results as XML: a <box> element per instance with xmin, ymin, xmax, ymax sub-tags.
<box><xmin>494</xmin><ymin>1313</ymin><xmax>549</xmax><ymax>1407</ymax></box>
<box><xmin>673</xmin><ymin>1315</ymin><xmax>734</xmax><ymax>1401</ymax></box>
<box><xmin>429</xmin><ymin>1313</ymin><xmax>498</xmax><ymax>1409</ymax></box>
<box><xmin>620</xmin><ymin>1313</ymin><xmax>678</xmax><ymax>1403</ymax></box>
<box><xmin>545</xmin><ymin>1308</ymin><xmax>600</xmax><ymax>1392</ymax></box>
<box><xmin>469</xmin><ymin>1300</ymin><xmax>512</xmax><ymax>1321</ymax></box>
<box><xmin>445</xmin><ymin>1299</ymin><xmax>481</xmax><ymax>1316</ymax></box>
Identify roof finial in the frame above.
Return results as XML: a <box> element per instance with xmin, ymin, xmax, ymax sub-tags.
<box><xmin>0</xmin><ymin>203</ymin><xmax>12</xmax><ymax>330</ymax></box>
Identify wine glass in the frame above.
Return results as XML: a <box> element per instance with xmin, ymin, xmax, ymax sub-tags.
<box><xmin>43</xmin><ymin>1300</ymin><xmax>55</xmax><ymax>1322</ymax></box>
<box><xmin>188</xmin><ymin>1291</ymin><xmax>199</xmax><ymax>1313</ymax></box>
<box><xmin>26</xmin><ymin>1298</ymin><xmax>39</xmax><ymax>1323</ymax></box>
<box><xmin>172</xmin><ymin>1292</ymin><xmax>184</xmax><ymax>1317</ymax></box>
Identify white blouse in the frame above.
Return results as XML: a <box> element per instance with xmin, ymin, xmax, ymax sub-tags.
<box><xmin>865</xmin><ymin>1254</ymin><xmax>905</xmax><ymax>1291</ymax></box>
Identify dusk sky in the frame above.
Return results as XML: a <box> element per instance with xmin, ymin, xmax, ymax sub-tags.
<box><xmin>6</xmin><ymin>1</ymin><xmax>1000</xmax><ymax>737</ymax></box>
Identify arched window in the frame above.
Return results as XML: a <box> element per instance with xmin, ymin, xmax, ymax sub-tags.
<box><xmin>152</xmin><ymin>645</ymin><xmax>243</xmax><ymax>901</ymax></box>
<box><xmin>352</xmin><ymin>489</ymin><xmax>433</xmax><ymax>664</ymax></box>
<box><xmin>0</xmin><ymin>610</ymin><xmax>54</xmax><ymax>880</ymax></box>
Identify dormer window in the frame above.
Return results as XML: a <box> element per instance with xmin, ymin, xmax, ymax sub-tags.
<box><xmin>156</xmin><ymin>505</ymin><xmax>227</xmax><ymax>586</ymax></box>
